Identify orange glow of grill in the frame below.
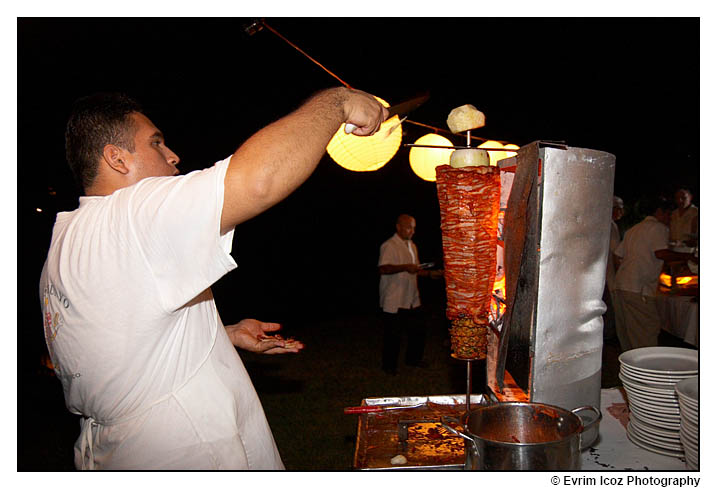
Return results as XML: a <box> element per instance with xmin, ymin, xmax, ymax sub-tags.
<box><xmin>659</xmin><ymin>273</ymin><xmax>672</xmax><ymax>287</ymax></box>
<box><xmin>659</xmin><ymin>273</ymin><xmax>697</xmax><ymax>288</ymax></box>
<box><xmin>491</xmin><ymin>275</ymin><xmax>506</xmax><ymax>320</ymax></box>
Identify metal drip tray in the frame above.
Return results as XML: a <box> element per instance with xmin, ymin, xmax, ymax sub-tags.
<box><xmin>352</xmin><ymin>394</ymin><xmax>484</xmax><ymax>470</ymax></box>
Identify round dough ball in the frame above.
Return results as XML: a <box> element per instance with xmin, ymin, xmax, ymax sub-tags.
<box><xmin>447</xmin><ymin>104</ymin><xmax>486</xmax><ymax>133</ymax></box>
<box><xmin>450</xmin><ymin>149</ymin><xmax>490</xmax><ymax>168</ymax></box>
<box><xmin>391</xmin><ymin>454</ymin><xmax>408</xmax><ymax>465</ymax></box>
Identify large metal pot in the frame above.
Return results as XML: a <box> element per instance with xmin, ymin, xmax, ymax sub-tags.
<box><xmin>442</xmin><ymin>402</ymin><xmax>601</xmax><ymax>470</ymax></box>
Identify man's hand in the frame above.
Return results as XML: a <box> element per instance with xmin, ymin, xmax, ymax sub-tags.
<box><xmin>343</xmin><ymin>89</ymin><xmax>389</xmax><ymax>136</ymax></box>
<box><xmin>225</xmin><ymin>319</ymin><xmax>304</xmax><ymax>355</ymax></box>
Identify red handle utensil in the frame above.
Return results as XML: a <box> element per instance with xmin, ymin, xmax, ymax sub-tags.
<box><xmin>343</xmin><ymin>403</ymin><xmax>422</xmax><ymax>414</ymax></box>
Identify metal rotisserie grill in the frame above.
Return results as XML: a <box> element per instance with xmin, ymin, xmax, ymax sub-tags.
<box><xmin>489</xmin><ymin>141</ymin><xmax>616</xmax><ymax>417</ymax></box>
<box><xmin>352</xmin><ymin>141</ymin><xmax>616</xmax><ymax>470</ymax></box>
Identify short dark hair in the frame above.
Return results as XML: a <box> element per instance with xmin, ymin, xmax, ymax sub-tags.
<box><xmin>65</xmin><ymin>93</ymin><xmax>143</xmax><ymax>190</ymax></box>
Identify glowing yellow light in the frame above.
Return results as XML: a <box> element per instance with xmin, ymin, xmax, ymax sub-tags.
<box><xmin>326</xmin><ymin>96</ymin><xmax>402</xmax><ymax>172</ymax></box>
<box><xmin>659</xmin><ymin>273</ymin><xmax>672</xmax><ymax>288</ymax></box>
<box><xmin>36</xmin><ymin>208</ymin><xmax>43</xmax><ymax>213</ymax></box>
<box><xmin>659</xmin><ymin>273</ymin><xmax>698</xmax><ymax>288</ymax></box>
<box><xmin>492</xmin><ymin>275</ymin><xmax>506</xmax><ymax>316</ymax></box>
<box><xmin>478</xmin><ymin>140</ymin><xmax>507</xmax><ymax>166</ymax></box>
<box><xmin>409</xmin><ymin>133</ymin><xmax>455</xmax><ymax>182</ymax></box>
<box><xmin>503</xmin><ymin>143</ymin><xmax>520</xmax><ymax>158</ymax></box>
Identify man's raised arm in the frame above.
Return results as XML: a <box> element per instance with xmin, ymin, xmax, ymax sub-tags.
<box><xmin>220</xmin><ymin>87</ymin><xmax>387</xmax><ymax>234</ymax></box>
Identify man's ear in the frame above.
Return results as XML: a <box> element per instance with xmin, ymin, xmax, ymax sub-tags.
<box><xmin>101</xmin><ymin>144</ymin><xmax>130</xmax><ymax>175</ymax></box>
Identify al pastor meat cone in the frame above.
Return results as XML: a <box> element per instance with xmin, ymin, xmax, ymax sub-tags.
<box><xmin>435</xmin><ymin>164</ymin><xmax>501</xmax><ymax>360</ymax></box>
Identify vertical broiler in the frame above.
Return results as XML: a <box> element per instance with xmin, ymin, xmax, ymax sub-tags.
<box><xmin>435</xmin><ymin>140</ymin><xmax>615</xmax><ymax>469</ymax></box>
<box><xmin>352</xmin><ymin>131</ymin><xmax>616</xmax><ymax>469</ymax></box>
<box><xmin>488</xmin><ymin>141</ymin><xmax>616</xmax><ymax>421</ymax></box>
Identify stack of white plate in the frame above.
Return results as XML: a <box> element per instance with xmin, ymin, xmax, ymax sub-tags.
<box><xmin>618</xmin><ymin>347</ymin><xmax>698</xmax><ymax>459</ymax></box>
<box><xmin>675</xmin><ymin>376</ymin><xmax>699</xmax><ymax>470</ymax></box>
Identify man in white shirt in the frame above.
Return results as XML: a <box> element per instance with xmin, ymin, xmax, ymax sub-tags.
<box><xmin>613</xmin><ymin>197</ymin><xmax>693</xmax><ymax>351</ymax></box>
<box><xmin>377</xmin><ymin>214</ymin><xmax>439</xmax><ymax>374</ymax></box>
<box><xmin>669</xmin><ymin>186</ymin><xmax>698</xmax><ymax>247</ymax></box>
<box><xmin>40</xmin><ymin>88</ymin><xmax>388</xmax><ymax>469</ymax></box>
<box><xmin>602</xmin><ymin>196</ymin><xmax>624</xmax><ymax>340</ymax></box>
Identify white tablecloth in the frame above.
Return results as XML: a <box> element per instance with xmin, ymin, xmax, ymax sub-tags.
<box><xmin>655</xmin><ymin>293</ymin><xmax>699</xmax><ymax>346</ymax></box>
<box><xmin>581</xmin><ymin>388</ymin><xmax>689</xmax><ymax>470</ymax></box>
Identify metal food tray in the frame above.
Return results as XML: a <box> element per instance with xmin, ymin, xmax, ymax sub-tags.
<box><xmin>352</xmin><ymin>394</ymin><xmax>485</xmax><ymax>470</ymax></box>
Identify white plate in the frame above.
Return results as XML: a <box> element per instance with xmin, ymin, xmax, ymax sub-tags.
<box><xmin>626</xmin><ymin>393</ymin><xmax>680</xmax><ymax>412</ymax></box>
<box><xmin>619</xmin><ymin>347</ymin><xmax>698</xmax><ymax>375</ymax></box>
<box><xmin>630</xmin><ymin>412</ymin><xmax>681</xmax><ymax>437</ymax></box>
<box><xmin>684</xmin><ymin>445</ymin><xmax>699</xmax><ymax>460</ymax></box>
<box><xmin>681</xmin><ymin>429</ymin><xmax>699</xmax><ymax>445</ymax></box>
<box><xmin>626</xmin><ymin>426</ymin><xmax>685</xmax><ymax>458</ymax></box>
<box><xmin>684</xmin><ymin>439</ymin><xmax>698</xmax><ymax>457</ymax></box>
<box><xmin>621</xmin><ymin>366</ymin><xmax>695</xmax><ymax>385</ymax></box>
<box><xmin>632</xmin><ymin>423</ymin><xmax>683</xmax><ymax>447</ymax></box>
<box><xmin>630</xmin><ymin>415</ymin><xmax>681</xmax><ymax>440</ymax></box>
<box><xmin>679</xmin><ymin>402</ymin><xmax>699</xmax><ymax>415</ymax></box>
<box><xmin>626</xmin><ymin>395</ymin><xmax>681</xmax><ymax>415</ymax></box>
<box><xmin>678</xmin><ymin>401</ymin><xmax>699</xmax><ymax>419</ymax></box>
<box><xmin>621</xmin><ymin>372</ymin><xmax>682</xmax><ymax>388</ymax></box>
<box><xmin>684</xmin><ymin>452</ymin><xmax>699</xmax><ymax>468</ymax></box>
<box><xmin>679</xmin><ymin>430</ymin><xmax>699</xmax><ymax>450</ymax></box>
<box><xmin>630</xmin><ymin>407</ymin><xmax>681</xmax><ymax>430</ymax></box>
<box><xmin>681</xmin><ymin>418</ymin><xmax>699</xmax><ymax>436</ymax></box>
<box><xmin>630</xmin><ymin>394</ymin><xmax>680</xmax><ymax>410</ymax></box>
<box><xmin>682</xmin><ymin>445</ymin><xmax>699</xmax><ymax>462</ymax></box>
<box><xmin>629</xmin><ymin>424</ymin><xmax>684</xmax><ymax>451</ymax></box>
<box><xmin>677</xmin><ymin>395</ymin><xmax>699</xmax><ymax>410</ymax></box>
<box><xmin>679</xmin><ymin>408</ymin><xmax>699</xmax><ymax>427</ymax></box>
<box><xmin>621</xmin><ymin>362</ymin><xmax>696</xmax><ymax>377</ymax></box>
<box><xmin>678</xmin><ymin>399</ymin><xmax>699</xmax><ymax>416</ymax></box>
<box><xmin>685</xmin><ymin>448</ymin><xmax>699</xmax><ymax>462</ymax></box>
<box><xmin>623</xmin><ymin>385</ymin><xmax>680</xmax><ymax>404</ymax></box>
<box><xmin>628</xmin><ymin>396</ymin><xmax>681</xmax><ymax>415</ymax></box>
<box><xmin>677</xmin><ymin>392</ymin><xmax>699</xmax><ymax>407</ymax></box>
<box><xmin>624</xmin><ymin>387</ymin><xmax>680</xmax><ymax>407</ymax></box>
<box><xmin>620</xmin><ymin>374</ymin><xmax>679</xmax><ymax>395</ymax></box>
<box><xmin>675</xmin><ymin>377</ymin><xmax>699</xmax><ymax>402</ymax></box>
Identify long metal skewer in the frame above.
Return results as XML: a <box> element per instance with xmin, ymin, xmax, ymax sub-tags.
<box><xmin>466</xmin><ymin>360</ymin><xmax>472</xmax><ymax>415</ymax></box>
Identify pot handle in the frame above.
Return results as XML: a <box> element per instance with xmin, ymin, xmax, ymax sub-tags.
<box><xmin>440</xmin><ymin>416</ymin><xmax>481</xmax><ymax>470</ymax></box>
<box><xmin>440</xmin><ymin>416</ymin><xmax>476</xmax><ymax>443</ymax></box>
<box><xmin>571</xmin><ymin>405</ymin><xmax>602</xmax><ymax>432</ymax></box>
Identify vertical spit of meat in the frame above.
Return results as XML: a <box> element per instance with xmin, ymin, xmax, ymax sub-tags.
<box><xmin>435</xmin><ymin>164</ymin><xmax>501</xmax><ymax>360</ymax></box>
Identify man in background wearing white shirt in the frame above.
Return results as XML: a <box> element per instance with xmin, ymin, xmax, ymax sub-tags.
<box><xmin>614</xmin><ymin>197</ymin><xmax>693</xmax><ymax>352</ymax></box>
<box><xmin>377</xmin><ymin>214</ymin><xmax>439</xmax><ymax>374</ymax></box>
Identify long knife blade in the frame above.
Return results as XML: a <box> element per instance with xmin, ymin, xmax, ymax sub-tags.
<box><xmin>386</xmin><ymin>92</ymin><xmax>430</xmax><ymax>118</ymax></box>
<box><xmin>344</xmin><ymin>92</ymin><xmax>429</xmax><ymax>134</ymax></box>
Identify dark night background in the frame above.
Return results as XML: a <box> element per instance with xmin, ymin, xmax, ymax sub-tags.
<box><xmin>16</xmin><ymin>17</ymin><xmax>701</xmax><ymax>470</ymax></box>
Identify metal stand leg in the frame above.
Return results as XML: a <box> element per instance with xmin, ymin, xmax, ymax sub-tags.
<box><xmin>466</xmin><ymin>360</ymin><xmax>472</xmax><ymax>415</ymax></box>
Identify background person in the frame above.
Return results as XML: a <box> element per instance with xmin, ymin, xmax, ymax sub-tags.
<box><xmin>669</xmin><ymin>186</ymin><xmax>698</xmax><ymax>248</ymax></box>
<box><xmin>613</xmin><ymin>197</ymin><xmax>694</xmax><ymax>352</ymax></box>
<box><xmin>39</xmin><ymin>88</ymin><xmax>388</xmax><ymax>469</ymax></box>
<box><xmin>377</xmin><ymin>214</ymin><xmax>441</xmax><ymax>374</ymax></box>
<box><xmin>602</xmin><ymin>195</ymin><xmax>624</xmax><ymax>340</ymax></box>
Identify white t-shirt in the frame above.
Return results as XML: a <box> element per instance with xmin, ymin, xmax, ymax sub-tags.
<box><xmin>605</xmin><ymin>220</ymin><xmax>620</xmax><ymax>291</ymax></box>
<box><xmin>39</xmin><ymin>156</ymin><xmax>283</xmax><ymax>469</ymax></box>
<box><xmin>669</xmin><ymin>204</ymin><xmax>698</xmax><ymax>243</ymax></box>
<box><xmin>614</xmin><ymin>216</ymin><xmax>669</xmax><ymax>297</ymax></box>
<box><xmin>378</xmin><ymin>233</ymin><xmax>420</xmax><ymax>313</ymax></box>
